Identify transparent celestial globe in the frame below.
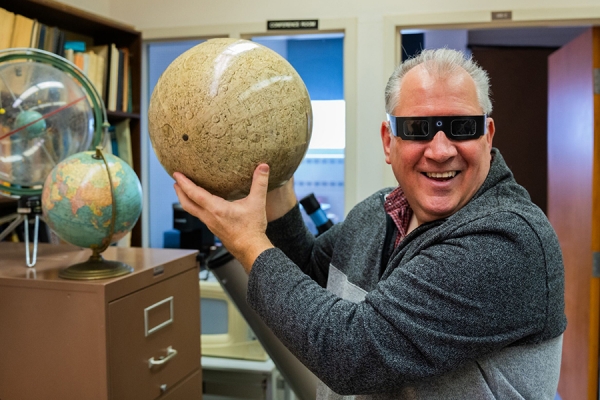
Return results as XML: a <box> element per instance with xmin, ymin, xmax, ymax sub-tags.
<box><xmin>0</xmin><ymin>53</ymin><xmax>96</xmax><ymax>193</ymax></box>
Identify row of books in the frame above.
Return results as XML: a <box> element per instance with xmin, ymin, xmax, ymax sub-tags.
<box><xmin>0</xmin><ymin>9</ymin><xmax>65</xmax><ymax>56</ymax></box>
<box><xmin>64</xmin><ymin>44</ymin><xmax>132</xmax><ymax>113</ymax></box>
<box><xmin>0</xmin><ymin>7</ymin><xmax>132</xmax><ymax>113</ymax></box>
<box><xmin>101</xmin><ymin>118</ymin><xmax>134</xmax><ymax>168</ymax></box>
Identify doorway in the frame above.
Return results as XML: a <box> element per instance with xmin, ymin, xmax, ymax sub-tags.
<box><xmin>251</xmin><ymin>33</ymin><xmax>345</xmax><ymax>234</ymax></box>
<box><xmin>399</xmin><ymin>26</ymin><xmax>588</xmax><ymax>214</ymax></box>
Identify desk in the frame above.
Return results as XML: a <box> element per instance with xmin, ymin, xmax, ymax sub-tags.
<box><xmin>0</xmin><ymin>242</ymin><xmax>202</xmax><ymax>400</ymax></box>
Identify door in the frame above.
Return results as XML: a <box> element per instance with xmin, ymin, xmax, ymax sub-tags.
<box><xmin>471</xmin><ymin>46</ymin><xmax>555</xmax><ymax>214</ymax></box>
<box><xmin>548</xmin><ymin>27</ymin><xmax>600</xmax><ymax>400</ymax></box>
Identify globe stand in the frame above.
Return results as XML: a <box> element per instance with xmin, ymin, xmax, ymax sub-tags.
<box><xmin>58</xmin><ymin>148</ymin><xmax>134</xmax><ymax>280</ymax></box>
<box><xmin>59</xmin><ymin>250</ymin><xmax>133</xmax><ymax>280</ymax></box>
<box><xmin>0</xmin><ymin>196</ymin><xmax>44</xmax><ymax>267</ymax></box>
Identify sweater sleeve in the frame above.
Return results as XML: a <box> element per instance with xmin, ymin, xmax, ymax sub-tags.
<box><xmin>247</xmin><ymin>211</ymin><xmax>559</xmax><ymax>395</ymax></box>
<box><xmin>265</xmin><ymin>203</ymin><xmax>341</xmax><ymax>287</ymax></box>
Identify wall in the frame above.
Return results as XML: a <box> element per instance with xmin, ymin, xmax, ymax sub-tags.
<box><xmin>287</xmin><ymin>38</ymin><xmax>344</xmax><ymax>100</ymax></box>
<box><xmin>69</xmin><ymin>0</ymin><xmax>600</xmax><ymax>210</ymax></box>
<box><xmin>110</xmin><ymin>0</ymin><xmax>600</xmax><ymax>30</ymax></box>
<box><xmin>57</xmin><ymin>0</ymin><xmax>111</xmax><ymax>19</ymax></box>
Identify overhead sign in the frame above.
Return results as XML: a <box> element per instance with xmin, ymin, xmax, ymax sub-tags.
<box><xmin>491</xmin><ymin>11</ymin><xmax>512</xmax><ymax>20</ymax></box>
<box><xmin>267</xmin><ymin>20</ymin><xmax>319</xmax><ymax>30</ymax></box>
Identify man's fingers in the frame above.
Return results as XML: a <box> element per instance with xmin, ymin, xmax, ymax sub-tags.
<box><xmin>173</xmin><ymin>172</ymin><xmax>198</xmax><ymax>194</ymax></box>
<box><xmin>174</xmin><ymin>183</ymin><xmax>202</xmax><ymax>215</ymax></box>
<box><xmin>173</xmin><ymin>173</ymin><xmax>215</xmax><ymax>221</ymax></box>
<box><xmin>173</xmin><ymin>172</ymin><xmax>214</xmax><ymax>207</ymax></box>
<box><xmin>249</xmin><ymin>164</ymin><xmax>270</xmax><ymax>200</ymax></box>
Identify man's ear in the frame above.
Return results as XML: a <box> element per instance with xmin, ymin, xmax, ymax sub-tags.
<box><xmin>381</xmin><ymin>121</ymin><xmax>392</xmax><ymax>165</ymax></box>
<box><xmin>485</xmin><ymin>117</ymin><xmax>495</xmax><ymax>149</ymax></box>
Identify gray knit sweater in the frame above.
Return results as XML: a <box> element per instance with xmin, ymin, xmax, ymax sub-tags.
<box><xmin>247</xmin><ymin>148</ymin><xmax>567</xmax><ymax>398</ymax></box>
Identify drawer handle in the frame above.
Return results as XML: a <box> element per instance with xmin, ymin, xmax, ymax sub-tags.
<box><xmin>148</xmin><ymin>346</ymin><xmax>178</xmax><ymax>368</ymax></box>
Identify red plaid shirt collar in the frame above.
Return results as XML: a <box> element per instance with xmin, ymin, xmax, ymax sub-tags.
<box><xmin>383</xmin><ymin>186</ymin><xmax>413</xmax><ymax>247</ymax></box>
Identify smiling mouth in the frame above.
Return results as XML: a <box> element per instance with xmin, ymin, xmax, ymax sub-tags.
<box><xmin>425</xmin><ymin>171</ymin><xmax>458</xmax><ymax>180</ymax></box>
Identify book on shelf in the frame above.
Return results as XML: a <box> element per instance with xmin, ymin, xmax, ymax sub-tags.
<box><xmin>43</xmin><ymin>26</ymin><xmax>56</xmax><ymax>53</ymax></box>
<box><xmin>56</xmin><ymin>30</ymin><xmax>66</xmax><ymax>57</ymax></box>
<box><xmin>100</xmin><ymin>126</ymin><xmax>114</xmax><ymax>155</ymax></box>
<box><xmin>115</xmin><ymin>47</ymin><xmax>125</xmax><ymax>112</ymax></box>
<box><xmin>83</xmin><ymin>53</ymin><xmax>93</xmax><ymax>79</ymax></box>
<box><xmin>73</xmin><ymin>51</ymin><xmax>84</xmax><ymax>70</ymax></box>
<box><xmin>90</xmin><ymin>45</ymin><xmax>109</xmax><ymax>102</ymax></box>
<box><xmin>36</xmin><ymin>23</ymin><xmax>46</xmax><ymax>50</ymax></box>
<box><xmin>10</xmin><ymin>14</ymin><xmax>34</xmax><ymax>48</ymax></box>
<box><xmin>101</xmin><ymin>120</ymin><xmax>132</xmax><ymax>169</ymax></box>
<box><xmin>121</xmin><ymin>47</ymin><xmax>130</xmax><ymax>112</ymax></box>
<box><xmin>87</xmin><ymin>52</ymin><xmax>99</xmax><ymax>96</ymax></box>
<box><xmin>0</xmin><ymin>8</ymin><xmax>15</xmax><ymax>50</ymax></box>
<box><xmin>114</xmin><ymin>118</ymin><xmax>133</xmax><ymax>168</ymax></box>
<box><xmin>127</xmin><ymin>67</ymin><xmax>133</xmax><ymax>113</ymax></box>
<box><xmin>29</xmin><ymin>19</ymin><xmax>39</xmax><ymax>48</ymax></box>
<box><xmin>64</xmin><ymin>48</ymin><xmax>74</xmax><ymax>63</ymax></box>
<box><xmin>108</xmin><ymin>126</ymin><xmax>118</xmax><ymax>157</ymax></box>
<box><xmin>107</xmin><ymin>43</ymin><xmax>120</xmax><ymax>111</ymax></box>
<box><xmin>63</xmin><ymin>40</ymin><xmax>86</xmax><ymax>52</ymax></box>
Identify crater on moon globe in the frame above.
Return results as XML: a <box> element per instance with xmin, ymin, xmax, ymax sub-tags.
<box><xmin>148</xmin><ymin>38</ymin><xmax>313</xmax><ymax>200</ymax></box>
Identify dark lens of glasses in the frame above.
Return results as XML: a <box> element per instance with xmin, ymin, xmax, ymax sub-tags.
<box><xmin>404</xmin><ymin>120</ymin><xmax>429</xmax><ymax>137</ymax></box>
<box><xmin>451</xmin><ymin>119</ymin><xmax>477</xmax><ymax>137</ymax></box>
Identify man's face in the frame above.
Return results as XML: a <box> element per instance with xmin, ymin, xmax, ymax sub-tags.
<box><xmin>381</xmin><ymin>65</ymin><xmax>495</xmax><ymax>225</ymax></box>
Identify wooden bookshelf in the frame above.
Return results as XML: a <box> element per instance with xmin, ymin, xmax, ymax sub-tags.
<box><xmin>0</xmin><ymin>0</ymin><xmax>143</xmax><ymax>246</ymax></box>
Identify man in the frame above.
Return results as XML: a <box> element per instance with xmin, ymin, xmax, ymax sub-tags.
<box><xmin>174</xmin><ymin>49</ymin><xmax>566</xmax><ymax>399</ymax></box>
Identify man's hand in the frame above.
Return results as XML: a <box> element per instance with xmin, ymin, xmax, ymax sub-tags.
<box><xmin>173</xmin><ymin>164</ymin><xmax>274</xmax><ymax>272</ymax></box>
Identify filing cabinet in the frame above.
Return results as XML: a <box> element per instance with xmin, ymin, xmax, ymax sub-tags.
<box><xmin>0</xmin><ymin>242</ymin><xmax>201</xmax><ymax>400</ymax></box>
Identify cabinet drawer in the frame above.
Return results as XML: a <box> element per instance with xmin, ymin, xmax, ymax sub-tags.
<box><xmin>161</xmin><ymin>369</ymin><xmax>202</xmax><ymax>400</ymax></box>
<box><xmin>108</xmin><ymin>268</ymin><xmax>201</xmax><ymax>400</ymax></box>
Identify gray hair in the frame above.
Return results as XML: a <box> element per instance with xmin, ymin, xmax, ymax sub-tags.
<box><xmin>384</xmin><ymin>48</ymin><xmax>493</xmax><ymax>115</ymax></box>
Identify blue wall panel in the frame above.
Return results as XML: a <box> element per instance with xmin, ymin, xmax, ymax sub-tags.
<box><xmin>147</xmin><ymin>40</ymin><xmax>204</xmax><ymax>248</ymax></box>
<box><xmin>287</xmin><ymin>38</ymin><xmax>344</xmax><ymax>100</ymax></box>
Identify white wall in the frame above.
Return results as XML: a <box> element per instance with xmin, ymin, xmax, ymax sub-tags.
<box><xmin>110</xmin><ymin>0</ymin><xmax>600</xmax><ymax>30</ymax></box>
<box><xmin>69</xmin><ymin>0</ymin><xmax>600</xmax><ymax>211</ymax></box>
<box><xmin>57</xmin><ymin>0</ymin><xmax>111</xmax><ymax>19</ymax></box>
<box><xmin>424</xmin><ymin>29</ymin><xmax>469</xmax><ymax>53</ymax></box>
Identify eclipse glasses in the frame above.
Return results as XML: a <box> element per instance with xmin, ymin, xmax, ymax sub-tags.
<box><xmin>387</xmin><ymin>115</ymin><xmax>487</xmax><ymax>141</ymax></box>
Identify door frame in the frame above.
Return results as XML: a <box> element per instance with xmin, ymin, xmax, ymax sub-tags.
<box><xmin>140</xmin><ymin>20</ymin><xmax>357</xmax><ymax>248</ymax></box>
<box><xmin>384</xmin><ymin>10</ymin><xmax>600</xmax><ymax>400</ymax></box>
<box><xmin>380</xmin><ymin>8</ymin><xmax>600</xmax><ymax>187</ymax></box>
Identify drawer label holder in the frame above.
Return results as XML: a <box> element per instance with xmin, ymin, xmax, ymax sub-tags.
<box><xmin>144</xmin><ymin>296</ymin><xmax>174</xmax><ymax>337</ymax></box>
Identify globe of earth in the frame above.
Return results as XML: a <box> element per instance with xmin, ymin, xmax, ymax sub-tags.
<box><xmin>41</xmin><ymin>150</ymin><xmax>142</xmax><ymax>250</ymax></box>
<box><xmin>148</xmin><ymin>38</ymin><xmax>312</xmax><ymax>200</ymax></box>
